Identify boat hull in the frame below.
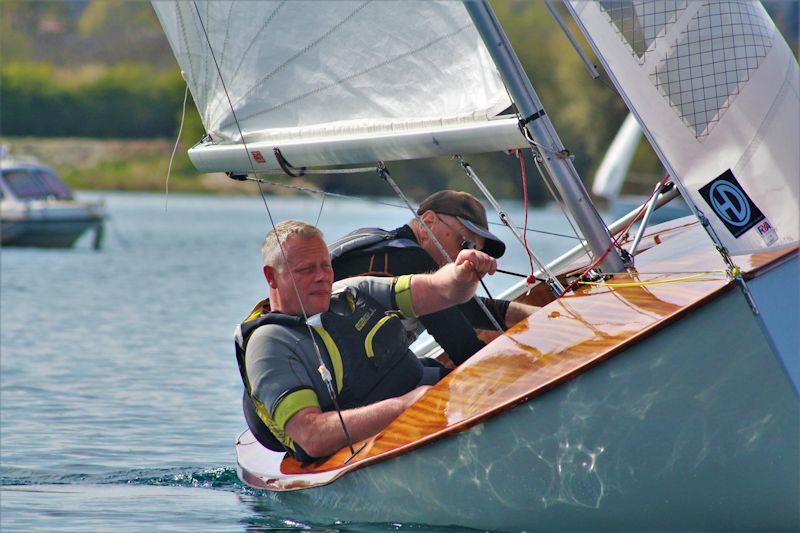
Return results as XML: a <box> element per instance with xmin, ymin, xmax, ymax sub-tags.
<box><xmin>254</xmin><ymin>273</ymin><xmax>798</xmax><ymax>530</ymax></box>
<box><xmin>1</xmin><ymin>217</ymin><xmax>103</xmax><ymax>247</ymax></box>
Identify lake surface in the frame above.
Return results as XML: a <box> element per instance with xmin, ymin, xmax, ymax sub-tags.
<box><xmin>1</xmin><ymin>191</ymin><xmax>581</xmax><ymax>531</ymax></box>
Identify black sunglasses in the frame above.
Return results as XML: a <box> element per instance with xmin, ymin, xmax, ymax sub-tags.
<box><xmin>437</xmin><ymin>215</ymin><xmax>477</xmax><ymax>251</ymax></box>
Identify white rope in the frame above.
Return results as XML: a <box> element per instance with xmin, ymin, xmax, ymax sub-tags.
<box><xmin>165</xmin><ymin>82</ymin><xmax>190</xmax><ymax>212</ymax></box>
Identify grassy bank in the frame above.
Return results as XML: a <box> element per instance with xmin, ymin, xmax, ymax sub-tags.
<box><xmin>0</xmin><ymin>137</ymin><xmax>254</xmax><ymax>194</ymax></box>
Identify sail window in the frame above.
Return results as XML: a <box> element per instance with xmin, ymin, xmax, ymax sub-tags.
<box><xmin>650</xmin><ymin>0</ymin><xmax>775</xmax><ymax>138</ymax></box>
<box><xmin>599</xmin><ymin>0</ymin><xmax>688</xmax><ymax>61</ymax></box>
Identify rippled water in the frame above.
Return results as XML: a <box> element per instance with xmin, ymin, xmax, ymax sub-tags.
<box><xmin>1</xmin><ymin>191</ymin><xmax>576</xmax><ymax>531</ymax></box>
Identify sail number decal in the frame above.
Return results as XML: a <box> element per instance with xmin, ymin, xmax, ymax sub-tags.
<box><xmin>699</xmin><ymin>170</ymin><xmax>766</xmax><ymax>239</ymax></box>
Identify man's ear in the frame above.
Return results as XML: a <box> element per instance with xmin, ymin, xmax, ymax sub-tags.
<box><xmin>417</xmin><ymin>210</ymin><xmax>438</xmax><ymax>245</ymax></box>
<box><xmin>419</xmin><ymin>210</ymin><xmax>437</xmax><ymax>225</ymax></box>
<box><xmin>263</xmin><ymin>265</ymin><xmax>278</xmax><ymax>289</ymax></box>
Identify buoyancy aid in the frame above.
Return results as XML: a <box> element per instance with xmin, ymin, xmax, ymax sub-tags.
<box><xmin>328</xmin><ymin>227</ymin><xmax>420</xmax><ymax>263</ymax></box>
<box><xmin>234</xmin><ymin>285</ymin><xmax>421</xmax><ymax>457</ymax></box>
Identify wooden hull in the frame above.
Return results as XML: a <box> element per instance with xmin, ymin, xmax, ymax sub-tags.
<box><xmin>237</xmin><ymin>218</ymin><xmax>799</xmax><ymax>529</ymax></box>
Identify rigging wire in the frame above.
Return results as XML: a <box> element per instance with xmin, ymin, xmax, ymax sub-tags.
<box><xmin>531</xmin><ymin>153</ymin><xmax>592</xmax><ymax>257</ymax></box>
<box><xmin>314</xmin><ymin>192</ymin><xmax>327</xmax><ymax>227</ymax></box>
<box><xmin>190</xmin><ymin>1</ymin><xmax>360</xmax><ymax>457</ymax></box>
<box><xmin>378</xmin><ymin>164</ymin><xmax>505</xmax><ymax>333</ymax></box>
<box><xmin>165</xmin><ymin>82</ymin><xmax>190</xmax><ymax>212</ymax></box>
<box><xmin>517</xmin><ymin>150</ymin><xmax>537</xmax><ymax>284</ymax></box>
<box><xmin>237</xmin><ymin>173</ymin><xmax>582</xmax><ymax>240</ymax></box>
<box><xmin>577</xmin><ymin>270</ymin><xmax>728</xmax><ymax>288</ymax></box>
<box><xmin>560</xmin><ymin>173</ymin><xmax>671</xmax><ymax>296</ymax></box>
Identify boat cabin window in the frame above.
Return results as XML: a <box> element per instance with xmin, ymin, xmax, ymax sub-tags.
<box><xmin>2</xmin><ymin>169</ymin><xmax>73</xmax><ymax>200</ymax></box>
<box><xmin>34</xmin><ymin>169</ymin><xmax>73</xmax><ymax>200</ymax></box>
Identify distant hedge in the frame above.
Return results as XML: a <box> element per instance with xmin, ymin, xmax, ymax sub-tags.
<box><xmin>0</xmin><ymin>63</ymin><xmax>189</xmax><ymax>138</ymax></box>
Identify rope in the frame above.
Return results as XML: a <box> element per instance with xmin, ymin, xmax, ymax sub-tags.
<box><xmin>238</xmin><ymin>174</ymin><xmax>581</xmax><ymax>240</ymax></box>
<box><xmin>165</xmin><ymin>82</ymin><xmax>190</xmax><ymax>211</ymax></box>
<box><xmin>378</xmin><ymin>164</ymin><xmax>505</xmax><ymax>333</ymax></box>
<box><xmin>578</xmin><ymin>270</ymin><xmax>727</xmax><ymax>288</ymax></box>
<box><xmin>517</xmin><ymin>150</ymin><xmax>537</xmax><ymax>285</ymax></box>
<box><xmin>191</xmin><ymin>1</ymin><xmax>358</xmax><ymax>456</ymax></box>
<box><xmin>560</xmin><ymin>173</ymin><xmax>672</xmax><ymax>296</ymax></box>
<box><xmin>314</xmin><ymin>192</ymin><xmax>327</xmax><ymax>226</ymax></box>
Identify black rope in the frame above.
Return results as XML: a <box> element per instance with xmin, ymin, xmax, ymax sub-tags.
<box><xmin>273</xmin><ymin>147</ymin><xmax>307</xmax><ymax>177</ymax></box>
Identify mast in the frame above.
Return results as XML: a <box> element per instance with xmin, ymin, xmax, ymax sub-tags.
<box><xmin>464</xmin><ymin>1</ymin><xmax>627</xmax><ymax>274</ymax></box>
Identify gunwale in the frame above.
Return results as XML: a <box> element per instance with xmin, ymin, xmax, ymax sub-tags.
<box><xmin>238</xmin><ymin>216</ymin><xmax>797</xmax><ymax>490</ymax></box>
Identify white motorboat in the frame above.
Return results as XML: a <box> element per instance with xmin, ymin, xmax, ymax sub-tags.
<box><xmin>0</xmin><ymin>153</ymin><xmax>105</xmax><ymax>249</ymax></box>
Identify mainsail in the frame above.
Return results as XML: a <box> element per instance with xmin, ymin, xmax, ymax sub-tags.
<box><xmin>568</xmin><ymin>0</ymin><xmax>799</xmax><ymax>255</ymax></box>
<box><xmin>152</xmin><ymin>1</ymin><xmax>526</xmax><ymax>173</ymax></box>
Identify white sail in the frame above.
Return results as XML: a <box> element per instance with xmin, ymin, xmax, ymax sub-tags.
<box><xmin>592</xmin><ymin>112</ymin><xmax>644</xmax><ymax>200</ymax></box>
<box><xmin>151</xmin><ymin>1</ymin><xmax>526</xmax><ymax>172</ymax></box>
<box><xmin>569</xmin><ymin>0</ymin><xmax>799</xmax><ymax>255</ymax></box>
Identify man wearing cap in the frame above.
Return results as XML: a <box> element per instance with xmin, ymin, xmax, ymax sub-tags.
<box><xmin>329</xmin><ymin>190</ymin><xmax>538</xmax><ymax>365</ymax></box>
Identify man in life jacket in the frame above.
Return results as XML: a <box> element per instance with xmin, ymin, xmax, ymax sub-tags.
<box><xmin>329</xmin><ymin>190</ymin><xmax>538</xmax><ymax>366</ymax></box>
<box><xmin>236</xmin><ymin>219</ymin><xmax>498</xmax><ymax>461</ymax></box>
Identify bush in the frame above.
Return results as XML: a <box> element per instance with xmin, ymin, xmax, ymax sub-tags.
<box><xmin>0</xmin><ymin>62</ymin><xmax>194</xmax><ymax>138</ymax></box>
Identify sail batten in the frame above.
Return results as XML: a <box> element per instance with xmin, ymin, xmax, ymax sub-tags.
<box><xmin>152</xmin><ymin>0</ymin><xmax>523</xmax><ymax>168</ymax></box>
<box><xmin>569</xmin><ymin>0</ymin><xmax>799</xmax><ymax>255</ymax></box>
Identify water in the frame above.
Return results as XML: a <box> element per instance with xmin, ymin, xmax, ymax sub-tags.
<box><xmin>1</xmin><ymin>191</ymin><xmax>578</xmax><ymax>531</ymax></box>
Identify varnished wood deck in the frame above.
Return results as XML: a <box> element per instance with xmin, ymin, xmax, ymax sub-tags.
<box><xmin>255</xmin><ymin>217</ymin><xmax>796</xmax><ymax>489</ymax></box>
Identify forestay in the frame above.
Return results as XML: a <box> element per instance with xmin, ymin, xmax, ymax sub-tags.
<box><xmin>152</xmin><ymin>1</ymin><xmax>526</xmax><ymax>173</ymax></box>
<box><xmin>568</xmin><ymin>0</ymin><xmax>799</xmax><ymax>255</ymax></box>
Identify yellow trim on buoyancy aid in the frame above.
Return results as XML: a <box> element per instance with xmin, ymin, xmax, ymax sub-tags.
<box><xmin>250</xmin><ymin>394</ymin><xmax>299</xmax><ymax>451</ymax></box>
<box><xmin>309</xmin><ymin>325</ymin><xmax>344</xmax><ymax>394</ymax></box>
<box><xmin>394</xmin><ymin>274</ymin><xmax>416</xmax><ymax>318</ymax></box>
<box><xmin>273</xmin><ymin>389</ymin><xmax>320</xmax><ymax>431</ymax></box>
<box><xmin>237</xmin><ymin>299</ymin><xmax>315</xmax><ymax>453</ymax></box>
<box><xmin>365</xmin><ymin>315</ymin><xmax>396</xmax><ymax>358</ymax></box>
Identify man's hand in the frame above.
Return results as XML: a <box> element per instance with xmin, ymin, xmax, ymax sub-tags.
<box><xmin>411</xmin><ymin>250</ymin><xmax>497</xmax><ymax>316</ymax></box>
<box><xmin>453</xmin><ymin>249</ymin><xmax>497</xmax><ymax>283</ymax></box>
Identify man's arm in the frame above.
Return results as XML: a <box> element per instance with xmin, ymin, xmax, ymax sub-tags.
<box><xmin>285</xmin><ymin>386</ymin><xmax>430</xmax><ymax>458</ymax></box>
<box><xmin>409</xmin><ymin>249</ymin><xmax>497</xmax><ymax>316</ymax></box>
<box><xmin>504</xmin><ymin>301</ymin><xmax>540</xmax><ymax>328</ymax></box>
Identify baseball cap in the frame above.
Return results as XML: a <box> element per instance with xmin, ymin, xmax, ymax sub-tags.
<box><xmin>417</xmin><ymin>190</ymin><xmax>506</xmax><ymax>258</ymax></box>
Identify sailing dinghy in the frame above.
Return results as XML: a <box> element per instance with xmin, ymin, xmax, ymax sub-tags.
<box><xmin>153</xmin><ymin>1</ymin><xmax>798</xmax><ymax>529</ymax></box>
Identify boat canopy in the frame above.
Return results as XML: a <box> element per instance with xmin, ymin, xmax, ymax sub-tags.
<box><xmin>568</xmin><ymin>0</ymin><xmax>799</xmax><ymax>255</ymax></box>
<box><xmin>151</xmin><ymin>1</ymin><xmax>527</xmax><ymax>172</ymax></box>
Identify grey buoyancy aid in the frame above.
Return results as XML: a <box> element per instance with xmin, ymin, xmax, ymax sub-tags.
<box><xmin>328</xmin><ymin>227</ymin><xmax>420</xmax><ymax>262</ymax></box>
<box><xmin>234</xmin><ymin>285</ymin><xmax>421</xmax><ymax>457</ymax></box>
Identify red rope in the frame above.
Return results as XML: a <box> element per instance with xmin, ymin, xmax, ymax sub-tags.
<box><xmin>559</xmin><ymin>173</ymin><xmax>672</xmax><ymax>296</ymax></box>
<box><xmin>517</xmin><ymin>150</ymin><xmax>538</xmax><ymax>284</ymax></box>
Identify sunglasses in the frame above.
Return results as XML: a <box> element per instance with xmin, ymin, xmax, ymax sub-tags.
<box><xmin>437</xmin><ymin>215</ymin><xmax>478</xmax><ymax>251</ymax></box>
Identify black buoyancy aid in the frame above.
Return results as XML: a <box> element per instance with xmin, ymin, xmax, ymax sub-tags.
<box><xmin>328</xmin><ymin>227</ymin><xmax>419</xmax><ymax>262</ymax></box>
<box><xmin>234</xmin><ymin>286</ymin><xmax>420</xmax><ymax>455</ymax></box>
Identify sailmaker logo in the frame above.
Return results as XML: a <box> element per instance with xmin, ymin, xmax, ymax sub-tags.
<box><xmin>699</xmin><ymin>170</ymin><xmax>765</xmax><ymax>238</ymax></box>
<box><xmin>709</xmin><ymin>181</ymin><xmax>750</xmax><ymax>226</ymax></box>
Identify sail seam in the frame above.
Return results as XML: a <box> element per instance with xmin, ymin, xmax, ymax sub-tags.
<box><xmin>222</xmin><ymin>23</ymin><xmax>473</xmax><ymax>131</ymax></box>
<box><xmin>227</xmin><ymin>1</ymin><xmax>372</xmax><ymax>114</ymax></box>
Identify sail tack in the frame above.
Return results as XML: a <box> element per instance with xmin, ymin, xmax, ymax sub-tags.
<box><xmin>152</xmin><ymin>1</ymin><xmax>525</xmax><ymax>172</ymax></box>
<box><xmin>569</xmin><ymin>0</ymin><xmax>799</xmax><ymax>255</ymax></box>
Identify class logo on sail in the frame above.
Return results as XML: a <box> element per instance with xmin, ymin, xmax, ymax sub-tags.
<box><xmin>699</xmin><ymin>170</ymin><xmax>769</xmax><ymax>240</ymax></box>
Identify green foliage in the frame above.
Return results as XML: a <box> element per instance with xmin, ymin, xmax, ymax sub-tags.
<box><xmin>0</xmin><ymin>62</ymin><xmax>193</xmax><ymax>138</ymax></box>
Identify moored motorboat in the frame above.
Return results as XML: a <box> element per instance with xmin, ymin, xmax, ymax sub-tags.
<box><xmin>0</xmin><ymin>153</ymin><xmax>105</xmax><ymax>249</ymax></box>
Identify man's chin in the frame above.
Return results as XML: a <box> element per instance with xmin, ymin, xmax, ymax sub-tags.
<box><xmin>306</xmin><ymin>296</ymin><xmax>331</xmax><ymax>315</ymax></box>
